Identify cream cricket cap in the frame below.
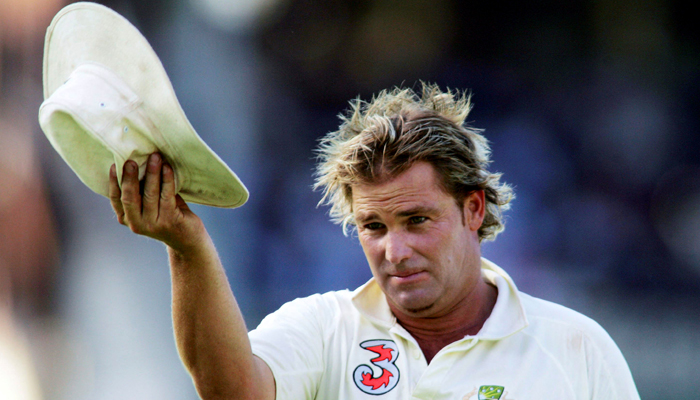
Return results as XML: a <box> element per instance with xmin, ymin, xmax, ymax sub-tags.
<box><xmin>38</xmin><ymin>2</ymin><xmax>249</xmax><ymax>208</ymax></box>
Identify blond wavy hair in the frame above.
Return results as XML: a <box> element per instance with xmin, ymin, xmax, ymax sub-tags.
<box><xmin>314</xmin><ymin>83</ymin><xmax>513</xmax><ymax>242</ymax></box>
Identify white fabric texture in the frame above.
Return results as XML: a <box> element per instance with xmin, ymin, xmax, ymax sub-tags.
<box><xmin>40</xmin><ymin>63</ymin><xmax>178</xmax><ymax>195</ymax></box>
<box><xmin>39</xmin><ymin>2</ymin><xmax>248</xmax><ymax>208</ymax></box>
<box><xmin>249</xmin><ymin>259</ymin><xmax>640</xmax><ymax>400</ymax></box>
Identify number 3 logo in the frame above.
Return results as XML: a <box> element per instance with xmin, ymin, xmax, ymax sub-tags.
<box><xmin>353</xmin><ymin>339</ymin><xmax>400</xmax><ymax>395</ymax></box>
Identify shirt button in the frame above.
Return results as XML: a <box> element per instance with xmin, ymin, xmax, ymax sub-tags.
<box><xmin>412</xmin><ymin>348</ymin><xmax>421</xmax><ymax>359</ymax></box>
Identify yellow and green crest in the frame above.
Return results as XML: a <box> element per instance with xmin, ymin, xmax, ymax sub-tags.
<box><xmin>478</xmin><ymin>385</ymin><xmax>505</xmax><ymax>400</ymax></box>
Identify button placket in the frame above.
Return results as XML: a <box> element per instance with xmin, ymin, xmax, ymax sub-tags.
<box><xmin>411</xmin><ymin>346</ymin><xmax>422</xmax><ymax>360</ymax></box>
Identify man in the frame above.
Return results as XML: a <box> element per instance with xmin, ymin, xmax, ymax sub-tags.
<box><xmin>108</xmin><ymin>83</ymin><xmax>640</xmax><ymax>399</ymax></box>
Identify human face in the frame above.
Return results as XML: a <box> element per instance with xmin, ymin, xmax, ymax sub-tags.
<box><xmin>352</xmin><ymin>162</ymin><xmax>485</xmax><ymax>318</ymax></box>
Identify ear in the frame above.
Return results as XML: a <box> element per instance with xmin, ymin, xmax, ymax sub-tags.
<box><xmin>462</xmin><ymin>190</ymin><xmax>486</xmax><ymax>232</ymax></box>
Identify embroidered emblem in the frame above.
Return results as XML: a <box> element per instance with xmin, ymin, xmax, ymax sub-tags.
<box><xmin>353</xmin><ymin>339</ymin><xmax>400</xmax><ymax>395</ymax></box>
<box><xmin>478</xmin><ymin>385</ymin><xmax>505</xmax><ymax>400</ymax></box>
<box><xmin>463</xmin><ymin>385</ymin><xmax>512</xmax><ymax>400</ymax></box>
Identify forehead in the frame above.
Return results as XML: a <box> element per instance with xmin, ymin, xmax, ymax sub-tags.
<box><xmin>351</xmin><ymin>162</ymin><xmax>452</xmax><ymax>216</ymax></box>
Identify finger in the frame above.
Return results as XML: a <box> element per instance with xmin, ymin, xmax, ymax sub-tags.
<box><xmin>142</xmin><ymin>153</ymin><xmax>162</xmax><ymax>222</ymax></box>
<box><xmin>175</xmin><ymin>193</ymin><xmax>190</xmax><ymax>213</ymax></box>
<box><xmin>159</xmin><ymin>163</ymin><xmax>178</xmax><ymax>220</ymax></box>
<box><xmin>121</xmin><ymin>160</ymin><xmax>143</xmax><ymax>230</ymax></box>
<box><xmin>108</xmin><ymin>164</ymin><xmax>126</xmax><ymax>225</ymax></box>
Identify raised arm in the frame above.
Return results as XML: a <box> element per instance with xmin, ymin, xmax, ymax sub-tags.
<box><xmin>108</xmin><ymin>153</ymin><xmax>275</xmax><ymax>400</ymax></box>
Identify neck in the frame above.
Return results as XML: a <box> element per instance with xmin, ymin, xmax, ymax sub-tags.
<box><xmin>390</xmin><ymin>279</ymin><xmax>497</xmax><ymax>363</ymax></box>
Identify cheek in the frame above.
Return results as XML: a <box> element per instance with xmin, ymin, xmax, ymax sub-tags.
<box><xmin>420</xmin><ymin>230</ymin><xmax>467</xmax><ymax>267</ymax></box>
<box><xmin>358</xmin><ymin>235</ymin><xmax>382</xmax><ymax>265</ymax></box>
<box><xmin>415</xmin><ymin>229</ymin><xmax>449</xmax><ymax>254</ymax></box>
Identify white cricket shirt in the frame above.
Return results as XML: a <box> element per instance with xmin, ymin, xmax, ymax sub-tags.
<box><xmin>249</xmin><ymin>259</ymin><xmax>640</xmax><ymax>399</ymax></box>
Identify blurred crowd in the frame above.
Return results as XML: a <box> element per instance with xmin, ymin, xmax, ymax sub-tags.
<box><xmin>1</xmin><ymin>0</ymin><xmax>698</xmax><ymax>399</ymax></box>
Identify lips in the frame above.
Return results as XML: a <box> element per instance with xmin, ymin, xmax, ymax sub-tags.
<box><xmin>390</xmin><ymin>270</ymin><xmax>428</xmax><ymax>284</ymax></box>
<box><xmin>392</xmin><ymin>270</ymin><xmax>422</xmax><ymax>277</ymax></box>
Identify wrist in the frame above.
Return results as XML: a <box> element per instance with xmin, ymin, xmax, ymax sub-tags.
<box><xmin>166</xmin><ymin>224</ymin><xmax>216</xmax><ymax>264</ymax></box>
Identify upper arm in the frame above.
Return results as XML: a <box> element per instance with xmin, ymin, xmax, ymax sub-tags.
<box><xmin>253</xmin><ymin>355</ymin><xmax>276</xmax><ymax>400</ymax></box>
<box><xmin>584</xmin><ymin>326</ymin><xmax>640</xmax><ymax>400</ymax></box>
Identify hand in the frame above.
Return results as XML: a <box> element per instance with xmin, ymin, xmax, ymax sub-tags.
<box><xmin>109</xmin><ymin>153</ymin><xmax>206</xmax><ymax>253</ymax></box>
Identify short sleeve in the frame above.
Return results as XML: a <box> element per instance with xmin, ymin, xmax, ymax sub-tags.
<box><xmin>519</xmin><ymin>293</ymin><xmax>640</xmax><ymax>400</ymax></box>
<box><xmin>584</xmin><ymin>324</ymin><xmax>640</xmax><ymax>400</ymax></box>
<box><xmin>249</xmin><ymin>294</ymin><xmax>330</xmax><ymax>400</ymax></box>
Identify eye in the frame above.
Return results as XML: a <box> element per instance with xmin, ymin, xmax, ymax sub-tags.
<box><xmin>408</xmin><ymin>216</ymin><xmax>427</xmax><ymax>224</ymax></box>
<box><xmin>364</xmin><ymin>222</ymin><xmax>385</xmax><ymax>230</ymax></box>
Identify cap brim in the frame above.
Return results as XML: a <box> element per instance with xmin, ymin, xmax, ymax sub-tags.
<box><xmin>42</xmin><ymin>2</ymin><xmax>249</xmax><ymax>208</ymax></box>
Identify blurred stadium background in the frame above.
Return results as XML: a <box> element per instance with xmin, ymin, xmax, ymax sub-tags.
<box><xmin>1</xmin><ymin>0</ymin><xmax>698</xmax><ymax>398</ymax></box>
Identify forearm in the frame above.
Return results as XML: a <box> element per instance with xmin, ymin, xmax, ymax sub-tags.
<box><xmin>168</xmin><ymin>236</ymin><xmax>262</xmax><ymax>399</ymax></box>
<box><xmin>109</xmin><ymin>156</ymin><xmax>273</xmax><ymax>399</ymax></box>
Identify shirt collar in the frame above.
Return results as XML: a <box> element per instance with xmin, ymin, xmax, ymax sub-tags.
<box><xmin>350</xmin><ymin>258</ymin><xmax>529</xmax><ymax>340</ymax></box>
<box><xmin>477</xmin><ymin>258</ymin><xmax>529</xmax><ymax>340</ymax></box>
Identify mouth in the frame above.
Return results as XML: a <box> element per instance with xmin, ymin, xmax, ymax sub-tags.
<box><xmin>390</xmin><ymin>270</ymin><xmax>428</xmax><ymax>284</ymax></box>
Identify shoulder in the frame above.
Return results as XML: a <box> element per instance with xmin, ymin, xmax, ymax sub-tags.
<box><xmin>249</xmin><ymin>290</ymin><xmax>358</xmax><ymax>399</ymax></box>
<box><xmin>521</xmin><ymin>293</ymin><xmax>599</xmax><ymax>327</ymax></box>
<box><xmin>249</xmin><ymin>289</ymin><xmax>356</xmax><ymax>363</ymax></box>
<box><xmin>280</xmin><ymin>289</ymin><xmax>355</xmax><ymax>314</ymax></box>
<box><xmin>518</xmin><ymin>291</ymin><xmax>620</xmax><ymax>359</ymax></box>
<box><xmin>519</xmin><ymin>292</ymin><xmax>612</xmax><ymax>345</ymax></box>
<box><xmin>517</xmin><ymin>292</ymin><xmax>639</xmax><ymax>398</ymax></box>
<box><xmin>517</xmin><ymin>292</ymin><xmax>630</xmax><ymax>372</ymax></box>
<box><xmin>253</xmin><ymin>289</ymin><xmax>355</xmax><ymax>332</ymax></box>
<box><xmin>521</xmin><ymin>294</ymin><xmax>634</xmax><ymax>384</ymax></box>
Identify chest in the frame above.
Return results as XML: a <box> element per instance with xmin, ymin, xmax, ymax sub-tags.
<box><xmin>315</xmin><ymin>326</ymin><xmax>589</xmax><ymax>400</ymax></box>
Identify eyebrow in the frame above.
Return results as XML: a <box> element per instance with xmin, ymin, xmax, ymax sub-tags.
<box><xmin>355</xmin><ymin>205</ymin><xmax>434</xmax><ymax>224</ymax></box>
<box><xmin>354</xmin><ymin>212</ymin><xmax>377</xmax><ymax>224</ymax></box>
<box><xmin>397</xmin><ymin>206</ymin><xmax>433</xmax><ymax>218</ymax></box>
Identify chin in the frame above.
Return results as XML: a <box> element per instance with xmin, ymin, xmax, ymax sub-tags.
<box><xmin>403</xmin><ymin>303</ymin><xmax>436</xmax><ymax>315</ymax></box>
<box><xmin>392</xmin><ymin>293</ymin><xmax>438</xmax><ymax>316</ymax></box>
<box><xmin>381</xmin><ymin>280</ymin><xmax>441</xmax><ymax>315</ymax></box>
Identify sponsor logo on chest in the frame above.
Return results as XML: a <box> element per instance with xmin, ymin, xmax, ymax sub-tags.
<box><xmin>351</xmin><ymin>340</ymin><xmax>513</xmax><ymax>399</ymax></box>
<box><xmin>352</xmin><ymin>339</ymin><xmax>400</xmax><ymax>395</ymax></box>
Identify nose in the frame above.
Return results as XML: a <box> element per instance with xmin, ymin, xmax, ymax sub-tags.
<box><xmin>384</xmin><ymin>231</ymin><xmax>413</xmax><ymax>265</ymax></box>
